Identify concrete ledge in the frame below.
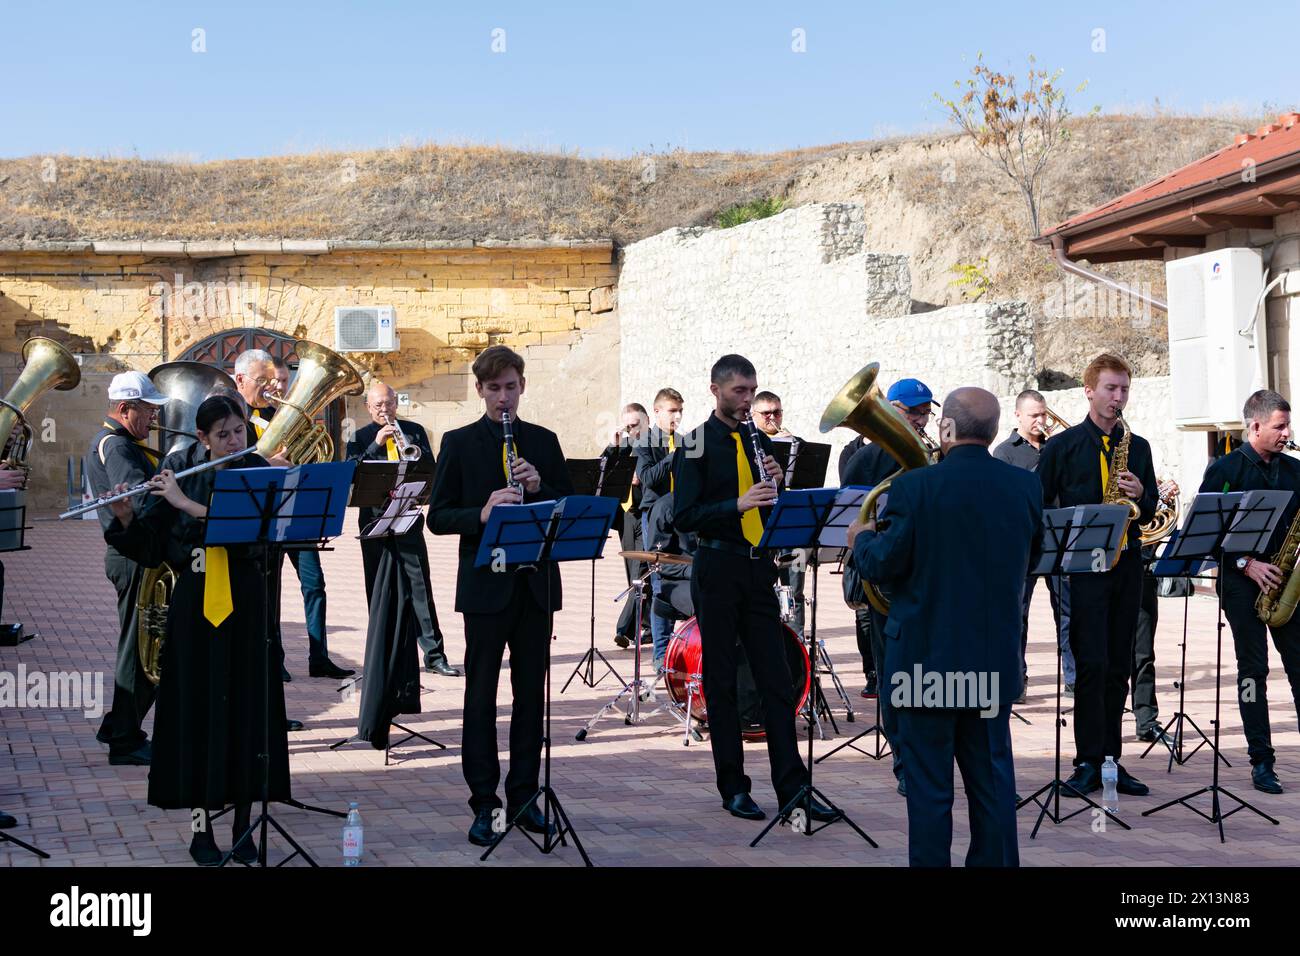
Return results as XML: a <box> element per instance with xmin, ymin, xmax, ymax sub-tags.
<box><xmin>0</xmin><ymin>238</ymin><xmax>616</xmax><ymax>257</ymax></box>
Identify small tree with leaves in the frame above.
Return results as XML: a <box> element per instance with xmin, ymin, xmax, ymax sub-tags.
<box><xmin>936</xmin><ymin>54</ymin><xmax>1090</xmax><ymax>237</ymax></box>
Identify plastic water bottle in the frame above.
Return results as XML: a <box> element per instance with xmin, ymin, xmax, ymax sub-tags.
<box><xmin>1101</xmin><ymin>756</ymin><xmax>1119</xmax><ymax>814</ymax></box>
<box><xmin>342</xmin><ymin>803</ymin><xmax>363</xmax><ymax>866</ymax></box>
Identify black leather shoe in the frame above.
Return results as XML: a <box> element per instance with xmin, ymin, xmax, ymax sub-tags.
<box><xmin>509</xmin><ymin>803</ymin><xmax>558</xmax><ymax>837</ymax></box>
<box><xmin>803</xmin><ymin>797</ymin><xmax>840</xmax><ymax>823</ymax></box>
<box><xmin>425</xmin><ymin>660</ymin><xmax>461</xmax><ymax>677</ymax></box>
<box><xmin>1253</xmin><ymin>763</ymin><xmax>1284</xmax><ymax>795</ymax></box>
<box><xmin>722</xmin><ymin>792</ymin><xmax>765</xmax><ymax>820</ymax></box>
<box><xmin>468</xmin><ymin>809</ymin><xmax>496</xmax><ymax>846</ymax></box>
<box><xmin>0</xmin><ymin>810</ymin><xmax>16</xmax><ymax>829</ymax></box>
<box><xmin>109</xmin><ymin>742</ymin><xmax>152</xmax><ymax>766</ymax></box>
<box><xmin>95</xmin><ymin>725</ymin><xmax>112</xmax><ymax>745</ymax></box>
<box><xmin>230</xmin><ymin>832</ymin><xmax>258</xmax><ymax>864</ymax></box>
<box><xmin>1137</xmin><ymin>725</ymin><xmax>1169</xmax><ymax>744</ymax></box>
<box><xmin>309</xmin><ymin>658</ymin><xmax>356</xmax><ymax>679</ymax></box>
<box><xmin>1061</xmin><ymin>762</ymin><xmax>1100</xmax><ymax>797</ymax></box>
<box><xmin>1116</xmin><ymin>764</ymin><xmax>1149</xmax><ymax>796</ymax></box>
<box><xmin>280</xmin><ymin>664</ymin><xmax>292</xmax><ymax>682</ymax></box>
<box><xmin>285</xmin><ymin>719</ymin><xmax>304</xmax><ymax>732</ymax></box>
<box><xmin>189</xmin><ymin>836</ymin><xmax>223</xmax><ymax>867</ymax></box>
<box><xmin>614</xmin><ymin>633</ymin><xmax>631</xmax><ymax>649</ymax></box>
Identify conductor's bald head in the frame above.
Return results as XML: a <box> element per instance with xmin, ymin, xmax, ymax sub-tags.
<box><xmin>940</xmin><ymin>387</ymin><xmax>1001</xmax><ymax>451</ymax></box>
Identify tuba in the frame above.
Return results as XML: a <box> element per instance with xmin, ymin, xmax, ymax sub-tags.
<box><xmin>0</xmin><ymin>337</ymin><xmax>82</xmax><ymax>481</ymax></box>
<box><xmin>820</xmin><ymin>363</ymin><xmax>931</xmax><ymax>615</ymax></box>
<box><xmin>134</xmin><ymin>360</ymin><xmax>240</xmax><ymax>684</ymax></box>
<box><xmin>256</xmin><ymin>341</ymin><xmax>364</xmax><ymax>464</ymax></box>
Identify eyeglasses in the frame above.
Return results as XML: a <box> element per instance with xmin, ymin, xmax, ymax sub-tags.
<box><xmin>756</xmin><ymin>409</ymin><xmax>783</xmax><ymax>419</ymax></box>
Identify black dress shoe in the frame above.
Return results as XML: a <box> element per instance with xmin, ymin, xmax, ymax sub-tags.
<box><xmin>95</xmin><ymin>725</ymin><xmax>112</xmax><ymax>745</ymax></box>
<box><xmin>285</xmin><ymin>719</ymin><xmax>304</xmax><ymax>732</ymax></box>
<box><xmin>722</xmin><ymin>792</ymin><xmax>765</xmax><ymax>820</ymax></box>
<box><xmin>0</xmin><ymin>810</ymin><xmax>16</xmax><ymax>829</ymax></box>
<box><xmin>800</xmin><ymin>797</ymin><xmax>840</xmax><ymax>823</ymax></box>
<box><xmin>280</xmin><ymin>664</ymin><xmax>292</xmax><ymax>683</ymax></box>
<box><xmin>309</xmin><ymin>658</ymin><xmax>356</xmax><ymax>679</ymax></box>
<box><xmin>508</xmin><ymin>803</ymin><xmax>558</xmax><ymax>837</ymax></box>
<box><xmin>468</xmin><ymin>809</ymin><xmax>496</xmax><ymax>846</ymax></box>
<box><xmin>1116</xmin><ymin>764</ymin><xmax>1150</xmax><ymax>796</ymax></box>
<box><xmin>1253</xmin><ymin>763</ymin><xmax>1284</xmax><ymax>794</ymax></box>
<box><xmin>109</xmin><ymin>742</ymin><xmax>152</xmax><ymax>766</ymax></box>
<box><xmin>230</xmin><ymin>832</ymin><xmax>258</xmax><ymax>864</ymax></box>
<box><xmin>614</xmin><ymin>633</ymin><xmax>631</xmax><ymax>649</ymax></box>
<box><xmin>425</xmin><ymin>660</ymin><xmax>461</xmax><ymax>677</ymax></box>
<box><xmin>1061</xmin><ymin>762</ymin><xmax>1100</xmax><ymax>797</ymax></box>
<box><xmin>189</xmin><ymin>836</ymin><xmax>223</xmax><ymax>867</ymax></box>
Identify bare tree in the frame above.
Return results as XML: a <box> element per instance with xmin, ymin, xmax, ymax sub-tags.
<box><xmin>936</xmin><ymin>54</ymin><xmax>1090</xmax><ymax>236</ymax></box>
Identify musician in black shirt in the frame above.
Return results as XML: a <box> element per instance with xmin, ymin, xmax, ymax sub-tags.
<box><xmin>1199</xmin><ymin>389</ymin><xmax>1300</xmax><ymax>795</ymax></box>
<box><xmin>1037</xmin><ymin>354</ymin><xmax>1157</xmax><ymax>799</ymax></box>
<box><xmin>673</xmin><ymin>354</ymin><xmax>834</xmax><ymax>824</ymax></box>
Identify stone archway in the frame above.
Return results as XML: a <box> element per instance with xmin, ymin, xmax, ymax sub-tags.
<box><xmin>180</xmin><ymin>329</ymin><xmax>344</xmax><ymax>458</ymax></box>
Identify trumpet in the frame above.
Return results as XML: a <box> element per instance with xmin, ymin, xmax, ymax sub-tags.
<box><xmin>384</xmin><ymin>414</ymin><xmax>422</xmax><ymax>461</ymax></box>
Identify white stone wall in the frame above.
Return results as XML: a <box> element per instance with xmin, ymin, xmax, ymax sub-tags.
<box><xmin>619</xmin><ymin>203</ymin><xmax>1037</xmax><ymax>469</ymax></box>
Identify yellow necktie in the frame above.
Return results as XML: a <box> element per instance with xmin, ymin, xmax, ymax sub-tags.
<box><xmin>385</xmin><ymin>438</ymin><xmax>399</xmax><ymax>461</ymax></box>
<box><xmin>203</xmin><ymin>546</ymin><xmax>233</xmax><ymax>627</ymax></box>
<box><xmin>135</xmin><ymin>440</ymin><xmax>160</xmax><ymax>469</ymax></box>
<box><xmin>733</xmin><ymin>432</ymin><xmax>764</xmax><ymax>546</ymax></box>
<box><xmin>1100</xmin><ymin>434</ymin><xmax>1110</xmax><ymax>494</ymax></box>
<box><xmin>502</xmin><ymin>441</ymin><xmax>511</xmax><ymax>483</ymax></box>
<box><xmin>668</xmin><ymin>432</ymin><xmax>676</xmax><ymax>493</ymax></box>
<box><xmin>251</xmin><ymin>414</ymin><xmax>268</xmax><ymax>439</ymax></box>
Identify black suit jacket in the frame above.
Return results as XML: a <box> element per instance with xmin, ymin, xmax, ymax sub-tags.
<box><xmin>347</xmin><ymin>419</ymin><xmax>436</xmax><ymax>532</ymax></box>
<box><xmin>427</xmin><ymin>414</ymin><xmax>574</xmax><ymax>614</ymax></box>
<box><xmin>635</xmin><ymin>427</ymin><xmax>679</xmax><ymax>512</ymax></box>
<box><xmin>853</xmin><ymin>445</ymin><xmax>1042</xmax><ymax>707</ymax></box>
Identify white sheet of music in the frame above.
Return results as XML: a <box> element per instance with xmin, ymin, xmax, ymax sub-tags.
<box><xmin>363</xmin><ymin>480</ymin><xmax>426</xmax><ymax>537</ymax></box>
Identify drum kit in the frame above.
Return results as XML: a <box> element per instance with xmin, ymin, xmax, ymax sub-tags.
<box><xmin>574</xmin><ymin>548</ymin><xmax>854</xmax><ymax>747</ymax></box>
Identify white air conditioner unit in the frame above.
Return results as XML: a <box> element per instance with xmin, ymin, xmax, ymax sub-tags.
<box><xmin>334</xmin><ymin>305</ymin><xmax>399</xmax><ymax>352</ymax></box>
<box><xmin>1166</xmin><ymin>248</ymin><xmax>1264</xmax><ymax>430</ymax></box>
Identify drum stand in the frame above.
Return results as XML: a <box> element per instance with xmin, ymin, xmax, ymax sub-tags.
<box><xmin>575</xmin><ymin>559</ymin><xmax>690</xmax><ymax>741</ymax></box>
<box><xmin>752</xmin><ymin>550</ymin><xmax>876</xmax><ymax>848</ymax></box>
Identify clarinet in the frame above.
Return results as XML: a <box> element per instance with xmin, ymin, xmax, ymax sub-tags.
<box><xmin>501</xmin><ymin>410</ymin><xmax>523</xmax><ymax>494</ymax></box>
<box><xmin>742</xmin><ymin>414</ymin><xmax>776</xmax><ymax>489</ymax></box>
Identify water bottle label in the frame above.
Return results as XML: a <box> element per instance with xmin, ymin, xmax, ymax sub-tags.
<box><xmin>343</xmin><ymin>827</ymin><xmax>362</xmax><ymax>856</ymax></box>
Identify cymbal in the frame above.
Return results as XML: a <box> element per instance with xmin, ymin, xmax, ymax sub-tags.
<box><xmin>620</xmin><ymin>549</ymin><xmax>693</xmax><ymax>566</ymax></box>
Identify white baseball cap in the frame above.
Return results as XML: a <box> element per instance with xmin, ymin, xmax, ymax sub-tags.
<box><xmin>108</xmin><ymin>371</ymin><xmax>168</xmax><ymax>405</ymax></box>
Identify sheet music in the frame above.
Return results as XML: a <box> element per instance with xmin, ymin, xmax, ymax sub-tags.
<box><xmin>362</xmin><ymin>480</ymin><xmax>427</xmax><ymax>537</ymax></box>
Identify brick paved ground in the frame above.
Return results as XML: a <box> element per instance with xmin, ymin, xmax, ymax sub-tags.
<box><xmin>1</xmin><ymin>519</ymin><xmax>1297</xmax><ymax>867</ymax></box>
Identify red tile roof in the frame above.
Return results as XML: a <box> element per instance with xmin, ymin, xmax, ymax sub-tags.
<box><xmin>1045</xmin><ymin>112</ymin><xmax>1300</xmax><ymax>238</ymax></box>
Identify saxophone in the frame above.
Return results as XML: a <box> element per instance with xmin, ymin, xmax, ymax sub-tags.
<box><xmin>1255</xmin><ymin>510</ymin><xmax>1300</xmax><ymax>626</ymax></box>
<box><xmin>1102</xmin><ymin>416</ymin><xmax>1142</xmax><ymax>566</ymax></box>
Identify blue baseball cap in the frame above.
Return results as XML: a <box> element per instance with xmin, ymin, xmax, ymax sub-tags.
<box><xmin>886</xmin><ymin>378</ymin><xmax>936</xmax><ymax>409</ymax></box>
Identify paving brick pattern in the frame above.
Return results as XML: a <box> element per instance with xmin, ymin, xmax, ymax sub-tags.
<box><xmin>1</xmin><ymin>521</ymin><xmax>1297</xmax><ymax>866</ymax></box>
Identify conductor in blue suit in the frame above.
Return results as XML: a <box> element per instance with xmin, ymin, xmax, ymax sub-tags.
<box><xmin>847</xmin><ymin>387</ymin><xmax>1042</xmax><ymax>867</ymax></box>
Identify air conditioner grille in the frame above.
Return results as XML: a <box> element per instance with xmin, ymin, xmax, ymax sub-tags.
<box><xmin>337</xmin><ymin>308</ymin><xmax>379</xmax><ymax>350</ymax></box>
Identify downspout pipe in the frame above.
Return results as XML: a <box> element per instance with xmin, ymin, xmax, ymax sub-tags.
<box><xmin>1047</xmin><ymin>235</ymin><xmax>1169</xmax><ymax>313</ymax></box>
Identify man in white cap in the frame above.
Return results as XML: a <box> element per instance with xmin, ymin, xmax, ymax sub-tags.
<box><xmin>87</xmin><ymin>371</ymin><xmax>169</xmax><ymax>766</ymax></box>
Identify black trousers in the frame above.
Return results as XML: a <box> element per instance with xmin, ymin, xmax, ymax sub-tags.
<box><xmin>460</xmin><ymin>575</ymin><xmax>548</xmax><ymax>813</ymax></box>
<box><xmin>615</xmin><ymin>507</ymin><xmax>645</xmax><ymax>640</ymax></box>
<box><xmin>855</xmin><ymin>607</ymin><xmax>876</xmax><ymax>678</ymax></box>
<box><xmin>896</xmin><ymin>707</ymin><xmax>1018</xmax><ymax>867</ymax></box>
<box><xmin>1067</xmin><ymin>549</ymin><xmax>1142</xmax><ymax>765</ymax></box>
<box><xmin>1222</xmin><ymin>573</ymin><xmax>1300</xmax><ymax>767</ymax></box>
<box><xmin>361</xmin><ymin>516</ymin><xmax>449</xmax><ymax>666</ymax></box>
<box><xmin>99</xmin><ymin>550</ymin><xmax>156</xmax><ymax>755</ymax></box>
<box><xmin>1130</xmin><ymin>573</ymin><xmax>1159</xmax><ymax>732</ymax></box>
<box><xmin>690</xmin><ymin>547</ymin><xmax>807</xmax><ymax>804</ymax></box>
<box><xmin>870</xmin><ymin>606</ymin><xmax>904</xmax><ymax>780</ymax></box>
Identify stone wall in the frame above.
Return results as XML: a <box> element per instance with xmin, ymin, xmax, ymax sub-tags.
<box><xmin>0</xmin><ymin>242</ymin><xmax>619</xmax><ymax>511</ymax></box>
<box><xmin>618</xmin><ymin>203</ymin><xmax>1036</xmax><ymax>470</ymax></box>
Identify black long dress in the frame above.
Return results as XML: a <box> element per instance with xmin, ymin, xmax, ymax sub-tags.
<box><xmin>104</xmin><ymin>449</ymin><xmax>291</xmax><ymax>811</ymax></box>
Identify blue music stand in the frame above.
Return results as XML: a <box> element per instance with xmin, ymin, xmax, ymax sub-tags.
<box><xmin>204</xmin><ymin>461</ymin><xmax>356</xmax><ymax>868</ymax></box>
<box><xmin>747</xmin><ymin>488</ymin><xmax>876</xmax><ymax>849</ymax></box>
<box><xmin>476</xmin><ymin>494</ymin><xmax>618</xmax><ymax>867</ymax></box>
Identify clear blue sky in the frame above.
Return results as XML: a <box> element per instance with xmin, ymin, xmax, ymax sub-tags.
<box><xmin>1</xmin><ymin>0</ymin><xmax>1293</xmax><ymax>160</ymax></box>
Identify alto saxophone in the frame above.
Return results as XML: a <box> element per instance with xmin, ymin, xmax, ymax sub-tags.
<box><xmin>1255</xmin><ymin>509</ymin><xmax>1300</xmax><ymax>626</ymax></box>
<box><xmin>1102</xmin><ymin>416</ymin><xmax>1142</xmax><ymax>566</ymax></box>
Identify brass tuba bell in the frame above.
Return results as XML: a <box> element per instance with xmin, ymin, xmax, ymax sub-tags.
<box><xmin>820</xmin><ymin>362</ymin><xmax>932</xmax><ymax>615</ymax></box>
<box><xmin>256</xmin><ymin>341</ymin><xmax>364</xmax><ymax>464</ymax></box>
<box><xmin>0</xmin><ymin>337</ymin><xmax>82</xmax><ymax>481</ymax></box>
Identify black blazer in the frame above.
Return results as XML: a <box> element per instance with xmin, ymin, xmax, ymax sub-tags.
<box><xmin>347</xmin><ymin>419</ymin><xmax>436</xmax><ymax>532</ymax></box>
<box><xmin>853</xmin><ymin>445</ymin><xmax>1042</xmax><ymax>707</ymax></box>
<box><xmin>635</xmin><ymin>427</ymin><xmax>679</xmax><ymax>512</ymax></box>
<box><xmin>427</xmin><ymin>414</ymin><xmax>574</xmax><ymax>614</ymax></box>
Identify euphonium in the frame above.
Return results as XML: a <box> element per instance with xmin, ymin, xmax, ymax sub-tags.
<box><xmin>256</xmin><ymin>341</ymin><xmax>364</xmax><ymax>464</ymax></box>
<box><xmin>819</xmin><ymin>363</ymin><xmax>931</xmax><ymax>615</ymax></box>
<box><xmin>1255</xmin><ymin>509</ymin><xmax>1300</xmax><ymax>626</ymax></box>
<box><xmin>0</xmin><ymin>337</ymin><xmax>82</xmax><ymax>480</ymax></box>
<box><xmin>132</xmin><ymin>359</ymin><xmax>240</xmax><ymax>684</ymax></box>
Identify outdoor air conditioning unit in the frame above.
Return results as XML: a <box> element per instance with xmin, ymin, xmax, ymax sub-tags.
<box><xmin>1166</xmin><ymin>248</ymin><xmax>1265</xmax><ymax>430</ymax></box>
<box><xmin>335</xmin><ymin>305</ymin><xmax>399</xmax><ymax>352</ymax></box>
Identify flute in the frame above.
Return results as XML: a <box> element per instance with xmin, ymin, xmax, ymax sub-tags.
<box><xmin>59</xmin><ymin>446</ymin><xmax>259</xmax><ymax>519</ymax></box>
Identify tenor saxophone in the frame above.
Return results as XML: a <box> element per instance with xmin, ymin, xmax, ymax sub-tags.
<box><xmin>1255</xmin><ymin>509</ymin><xmax>1300</xmax><ymax>626</ymax></box>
